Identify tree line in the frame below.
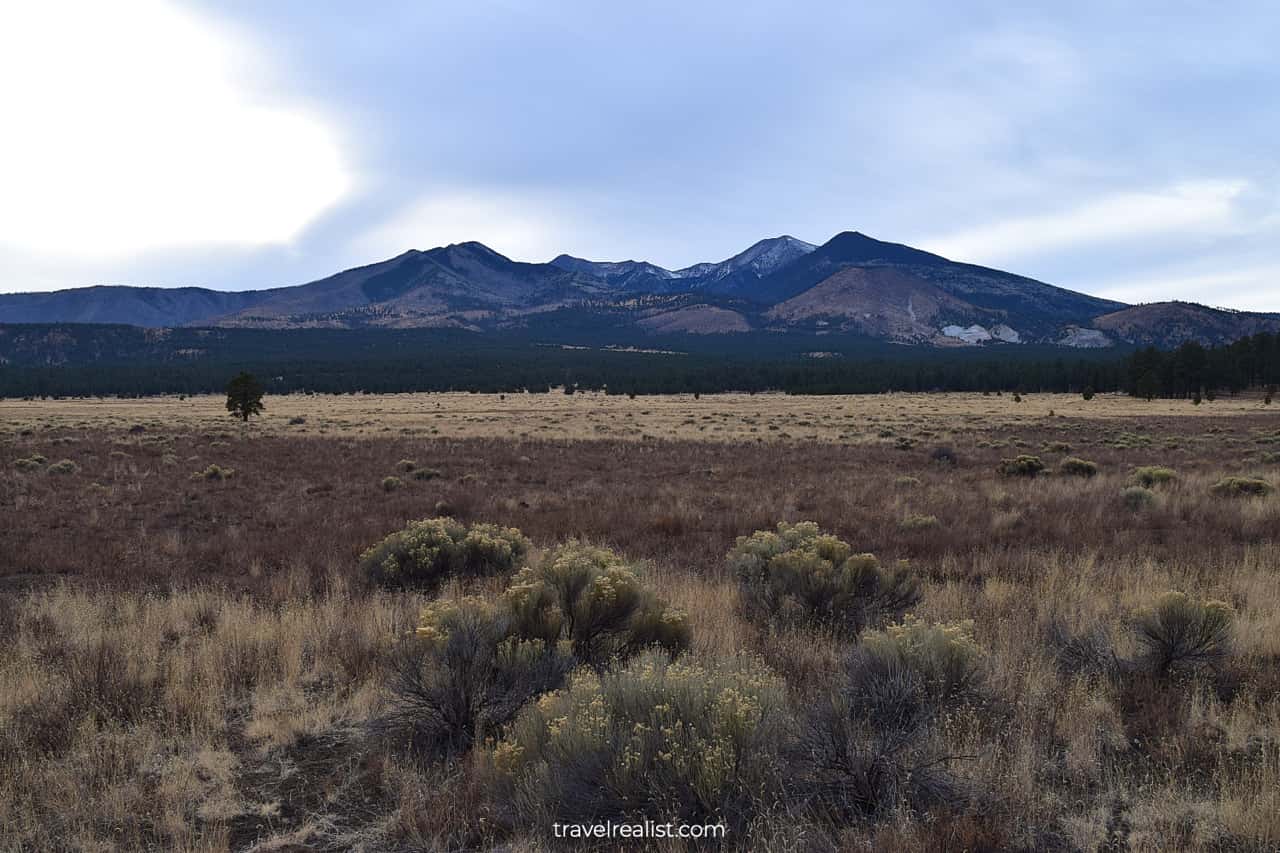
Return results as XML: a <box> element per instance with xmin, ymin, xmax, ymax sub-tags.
<box><xmin>1125</xmin><ymin>332</ymin><xmax>1280</xmax><ymax>400</ymax></box>
<box><xmin>3</xmin><ymin>328</ymin><xmax>1279</xmax><ymax>399</ymax></box>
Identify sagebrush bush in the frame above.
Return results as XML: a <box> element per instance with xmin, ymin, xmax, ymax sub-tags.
<box><xmin>395</xmin><ymin>459</ymin><xmax>417</xmax><ymax>473</ymax></box>
<box><xmin>1209</xmin><ymin>476</ymin><xmax>1273</xmax><ymax>498</ymax></box>
<box><xmin>190</xmin><ymin>464</ymin><xmax>234</xmax><ymax>481</ymax></box>
<box><xmin>361</xmin><ymin>517</ymin><xmax>530</xmax><ymax>591</ymax></box>
<box><xmin>1134</xmin><ymin>591</ymin><xmax>1234</xmax><ymax>676</ymax></box>
<box><xmin>1131</xmin><ymin>465</ymin><xmax>1176</xmax><ymax>487</ymax></box>
<box><xmin>411</xmin><ymin>467</ymin><xmax>441</xmax><ymax>481</ymax></box>
<box><xmin>727</xmin><ymin>522</ymin><xmax>919</xmax><ymax>634</ymax></box>
<box><xmin>1058</xmin><ymin>457</ymin><xmax>1098</xmax><ymax>478</ymax></box>
<box><xmin>1121</xmin><ymin>485</ymin><xmax>1156</xmax><ymax>511</ymax></box>
<box><xmin>900</xmin><ymin>513</ymin><xmax>940</xmax><ymax>532</ymax></box>
<box><xmin>1044</xmin><ymin>441</ymin><xmax>1072</xmax><ymax>454</ymax></box>
<box><xmin>13</xmin><ymin>457</ymin><xmax>42</xmax><ymax>471</ymax></box>
<box><xmin>489</xmin><ymin>651</ymin><xmax>789</xmax><ymax>830</ymax></box>
<box><xmin>996</xmin><ymin>455</ymin><xmax>1045</xmax><ymax>477</ymax></box>
<box><xmin>860</xmin><ymin>615</ymin><xmax>985</xmax><ymax>701</ymax></box>
<box><xmin>384</xmin><ymin>597</ymin><xmax>574</xmax><ymax>760</ymax></box>
<box><xmin>795</xmin><ymin>642</ymin><xmax>970</xmax><ymax>822</ymax></box>
<box><xmin>46</xmin><ymin>459</ymin><xmax>79</xmax><ymax>475</ymax></box>
<box><xmin>503</xmin><ymin>541</ymin><xmax>689</xmax><ymax>666</ymax></box>
<box><xmin>381</xmin><ymin>475</ymin><xmax>404</xmax><ymax>492</ymax></box>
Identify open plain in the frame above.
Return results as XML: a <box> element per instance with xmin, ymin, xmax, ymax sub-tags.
<box><xmin>3</xmin><ymin>391</ymin><xmax>1280</xmax><ymax>851</ymax></box>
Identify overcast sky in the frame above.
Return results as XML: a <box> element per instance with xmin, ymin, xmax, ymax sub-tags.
<box><xmin>2</xmin><ymin>1</ymin><xmax>1278</xmax><ymax>309</ymax></box>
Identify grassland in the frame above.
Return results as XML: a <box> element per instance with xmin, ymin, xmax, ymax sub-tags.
<box><xmin>2</xmin><ymin>391</ymin><xmax>1279</xmax><ymax>851</ymax></box>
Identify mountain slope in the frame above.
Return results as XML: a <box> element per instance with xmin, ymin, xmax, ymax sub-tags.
<box><xmin>1092</xmin><ymin>302</ymin><xmax>1280</xmax><ymax>347</ymax></box>
<box><xmin>750</xmin><ymin>232</ymin><xmax>1123</xmax><ymax>337</ymax></box>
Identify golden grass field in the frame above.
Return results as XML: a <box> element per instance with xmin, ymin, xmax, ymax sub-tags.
<box><xmin>2</xmin><ymin>389</ymin><xmax>1276</xmax><ymax>443</ymax></box>
<box><xmin>2</xmin><ymin>391</ymin><xmax>1280</xmax><ymax>851</ymax></box>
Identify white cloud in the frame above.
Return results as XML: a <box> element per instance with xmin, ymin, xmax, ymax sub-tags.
<box><xmin>0</xmin><ymin>0</ymin><xmax>351</xmax><ymax>261</ymax></box>
<box><xmin>921</xmin><ymin>180</ymin><xmax>1249</xmax><ymax>264</ymax></box>
<box><xmin>1083</xmin><ymin>263</ymin><xmax>1280</xmax><ymax>313</ymax></box>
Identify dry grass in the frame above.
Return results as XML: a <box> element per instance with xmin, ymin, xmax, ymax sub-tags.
<box><xmin>2</xmin><ymin>393</ymin><xmax>1280</xmax><ymax>850</ymax></box>
<box><xmin>2</xmin><ymin>389</ymin><xmax>1276</xmax><ymax>443</ymax></box>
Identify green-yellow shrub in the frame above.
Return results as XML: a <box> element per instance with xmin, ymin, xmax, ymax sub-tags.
<box><xmin>727</xmin><ymin>522</ymin><xmax>919</xmax><ymax>634</ymax></box>
<box><xmin>503</xmin><ymin>541</ymin><xmax>689</xmax><ymax>666</ymax></box>
<box><xmin>1209</xmin><ymin>476</ymin><xmax>1273</xmax><ymax>498</ymax></box>
<box><xmin>46</xmin><ymin>459</ymin><xmax>79</xmax><ymax>475</ymax></box>
<box><xmin>1131</xmin><ymin>466</ymin><xmax>1176</xmax><ymax>487</ymax></box>
<box><xmin>1121</xmin><ymin>485</ymin><xmax>1156</xmax><ymax>511</ymax></box>
<box><xmin>361</xmin><ymin>517</ymin><xmax>530</xmax><ymax>591</ymax></box>
<box><xmin>190</xmin><ymin>464</ymin><xmax>234</xmax><ymax>481</ymax></box>
<box><xmin>1058</xmin><ymin>457</ymin><xmax>1098</xmax><ymax>478</ymax></box>
<box><xmin>489</xmin><ymin>651</ymin><xmax>788</xmax><ymax>829</ymax></box>
<box><xmin>997</xmin><ymin>455</ymin><xmax>1045</xmax><ymax>477</ymax></box>
<box><xmin>861</xmin><ymin>615</ymin><xmax>985</xmax><ymax>699</ymax></box>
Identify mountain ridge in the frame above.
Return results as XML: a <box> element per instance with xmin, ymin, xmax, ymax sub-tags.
<box><xmin>2</xmin><ymin>232</ymin><xmax>1276</xmax><ymax>349</ymax></box>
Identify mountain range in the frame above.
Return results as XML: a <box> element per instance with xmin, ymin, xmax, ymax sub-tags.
<box><xmin>3</xmin><ymin>231</ymin><xmax>1278</xmax><ymax>349</ymax></box>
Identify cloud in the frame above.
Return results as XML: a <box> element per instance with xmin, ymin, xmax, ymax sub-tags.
<box><xmin>920</xmin><ymin>180</ymin><xmax>1250</xmax><ymax>265</ymax></box>
<box><xmin>1084</xmin><ymin>263</ymin><xmax>1280</xmax><ymax>313</ymax></box>
<box><xmin>0</xmin><ymin>0</ymin><xmax>352</xmax><ymax>261</ymax></box>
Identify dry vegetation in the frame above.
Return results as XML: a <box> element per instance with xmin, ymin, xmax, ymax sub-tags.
<box><xmin>2</xmin><ymin>391</ymin><xmax>1280</xmax><ymax>851</ymax></box>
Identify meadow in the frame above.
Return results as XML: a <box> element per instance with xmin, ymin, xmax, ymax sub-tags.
<box><xmin>2</xmin><ymin>391</ymin><xmax>1279</xmax><ymax>851</ymax></box>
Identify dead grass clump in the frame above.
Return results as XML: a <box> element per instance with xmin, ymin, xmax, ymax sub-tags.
<box><xmin>728</xmin><ymin>522</ymin><xmax>919</xmax><ymax>635</ymax></box>
<box><xmin>997</xmin><ymin>454</ymin><xmax>1045</xmax><ymax>477</ymax></box>
<box><xmin>361</xmin><ymin>517</ymin><xmax>529</xmax><ymax>591</ymax></box>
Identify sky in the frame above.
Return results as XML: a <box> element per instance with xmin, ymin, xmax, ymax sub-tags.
<box><xmin>1</xmin><ymin>1</ymin><xmax>1279</xmax><ymax>310</ymax></box>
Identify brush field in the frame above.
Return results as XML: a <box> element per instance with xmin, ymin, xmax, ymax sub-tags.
<box><xmin>2</xmin><ymin>391</ymin><xmax>1279</xmax><ymax>851</ymax></box>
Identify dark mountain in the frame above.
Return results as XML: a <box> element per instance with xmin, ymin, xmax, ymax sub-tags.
<box><xmin>0</xmin><ymin>285</ymin><xmax>275</xmax><ymax>326</ymax></box>
<box><xmin>214</xmin><ymin>242</ymin><xmax>620</xmax><ymax>329</ymax></box>
<box><xmin>2</xmin><ymin>231</ymin><xmax>1274</xmax><ymax>349</ymax></box>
